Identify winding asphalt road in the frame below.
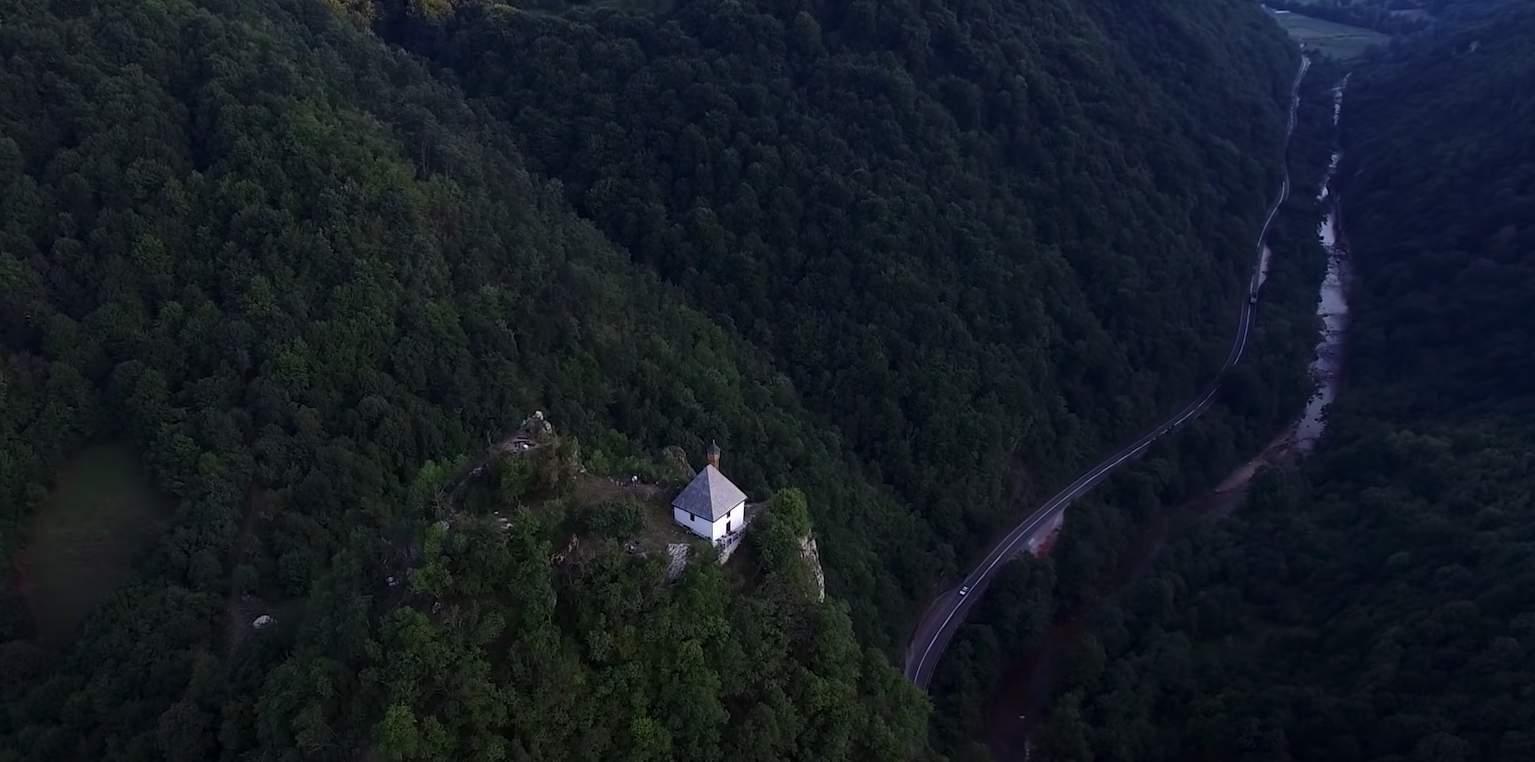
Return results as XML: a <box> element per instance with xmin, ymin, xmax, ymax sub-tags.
<box><xmin>905</xmin><ymin>54</ymin><xmax>1312</xmax><ymax>688</ymax></box>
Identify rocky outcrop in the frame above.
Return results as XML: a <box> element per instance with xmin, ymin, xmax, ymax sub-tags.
<box><xmin>665</xmin><ymin>543</ymin><xmax>690</xmax><ymax>580</ymax></box>
<box><xmin>800</xmin><ymin>536</ymin><xmax>826</xmax><ymax>603</ymax></box>
<box><xmin>660</xmin><ymin>445</ymin><xmax>697</xmax><ymax>484</ymax></box>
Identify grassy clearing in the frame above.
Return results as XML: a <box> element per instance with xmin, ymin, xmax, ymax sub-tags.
<box><xmin>15</xmin><ymin>445</ymin><xmax>172</xmax><ymax>642</ymax></box>
<box><xmin>1270</xmin><ymin>10</ymin><xmax>1391</xmax><ymax>60</ymax></box>
<box><xmin>1278</xmin><ymin>0</ymin><xmax>1430</xmax><ymax>17</ymax></box>
<box><xmin>570</xmin><ymin>474</ymin><xmax>698</xmax><ymax>552</ymax></box>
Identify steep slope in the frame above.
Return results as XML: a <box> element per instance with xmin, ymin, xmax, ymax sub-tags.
<box><xmin>0</xmin><ymin>0</ymin><xmax>1312</xmax><ymax>758</ymax></box>
<box><xmin>1343</xmin><ymin>9</ymin><xmax>1535</xmax><ymax>419</ymax></box>
<box><xmin>369</xmin><ymin>0</ymin><xmax>1300</xmax><ymax>571</ymax></box>
<box><xmin>0</xmin><ymin>0</ymin><xmax>928</xmax><ymax>757</ymax></box>
<box><xmin>1036</xmin><ymin>8</ymin><xmax>1535</xmax><ymax>761</ymax></box>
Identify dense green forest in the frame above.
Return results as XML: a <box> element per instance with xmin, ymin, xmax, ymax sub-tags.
<box><xmin>0</xmin><ymin>0</ymin><xmax>1307</xmax><ymax>759</ymax></box>
<box><xmin>1021</xmin><ymin>7</ymin><xmax>1535</xmax><ymax>760</ymax></box>
<box><xmin>360</xmin><ymin>0</ymin><xmax>1300</xmax><ymax>593</ymax></box>
<box><xmin>924</xmin><ymin>56</ymin><xmax>1348</xmax><ymax>760</ymax></box>
<box><xmin>0</xmin><ymin>0</ymin><xmax>934</xmax><ymax>757</ymax></box>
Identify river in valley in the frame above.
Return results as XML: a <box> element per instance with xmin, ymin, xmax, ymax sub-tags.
<box><xmin>1210</xmin><ymin>72</ymin><xmax>1352</xmax><ymax>488</ymax></box>
<box><xmin>982</xmin><ymin>73</ymin><xmax>1355</xmax><ymax>760</ymax></box>
<box><xmin>1295</xmin><ymin>74</ymin><xmax>1353</xmax><ymax>452</ymax></box>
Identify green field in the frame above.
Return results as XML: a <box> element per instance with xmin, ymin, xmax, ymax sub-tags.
<box><xmin>1271</xmin><ymin>10</ymin><xmax>1391</xmax><ymax>60</ymax></box>
<box><xmin>1277</xmin><ymin>0</ymin><xmax>1430</xmax><ymax>17</ymax></box>
<box><xmin>513</xmin><ymin>0</ymin><xmax>675</xmax><ymax>14</ymax></box>
<box><xmin>15</xmin><ymin>446</ymin><xmax>172</xmax><ymax>642</ymax></box>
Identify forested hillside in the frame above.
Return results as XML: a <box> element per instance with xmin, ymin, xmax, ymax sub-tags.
<box><xmin>364</xmin><ymin>0</ymin><xmax>1299</xmax><ymax>580</ymax></box>
<box><xmin>1343</xmin><ymin>9</ymin><xmax>1535</xmax><ymax>419</ymax></box>
<box><xmin>0</xmin><ymin>0</ymin><xmax>1306</xmax><ymax>759</ymax></box>
<box><xmin>925</xmin><ymin>57</ymin><xmax>1351</xmax><ymax>759</ymax></box>
<box><xmin>1033</xmin><ymin>8</ymin><xmax>1535</xmax><ymax>760</ymax></box>
<box><xmin>0</xmin><ymin>0</ymin><xmax>932</xmax><ymax>757</ymax></box>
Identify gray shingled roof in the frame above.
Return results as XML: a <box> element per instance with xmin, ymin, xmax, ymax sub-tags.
<box><xmin>672</xmin><ymin>465</ymin><xmax>747</xmax><ymax>522</ymax></box>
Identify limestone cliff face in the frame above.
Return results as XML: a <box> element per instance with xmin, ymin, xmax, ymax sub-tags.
<box><xmin>800</xmin><ymin>536</ymin><xmax>826</xmax><ymax>603</ymax></box>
